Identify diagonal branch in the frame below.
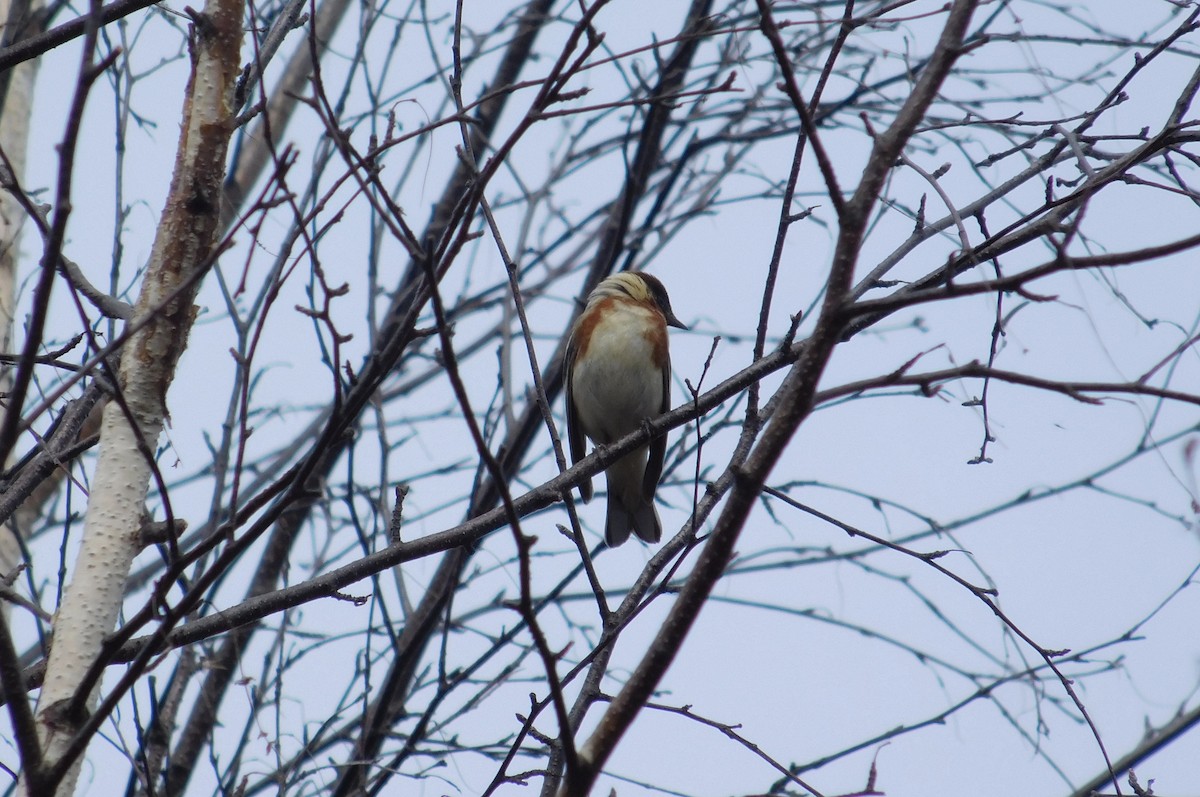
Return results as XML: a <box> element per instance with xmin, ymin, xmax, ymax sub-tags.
<box><xmin>564</xmin><ymin>3</ymin><xmax>982</xmax><ymax>793</ymax></box>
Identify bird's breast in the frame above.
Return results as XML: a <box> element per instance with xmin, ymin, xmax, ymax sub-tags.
<box><xmin>571</xmin><ymin>303</ymin><xmax>665</xmax><ymax>444</ymax></box>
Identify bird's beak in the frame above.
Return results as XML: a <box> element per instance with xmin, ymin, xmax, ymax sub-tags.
<box><xmin>666</xmin><ymin>311</ymin><xmax>688</xmax><ymax>331</ymax></box>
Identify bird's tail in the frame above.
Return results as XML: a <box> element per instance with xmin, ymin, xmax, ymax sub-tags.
<box><xmin>604</xmin><ymin>449</ymin><xmax>662</xmax><ymax>546</ymax></box>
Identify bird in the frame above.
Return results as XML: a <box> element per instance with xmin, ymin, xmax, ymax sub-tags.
<box><xmin>565</xmin><ymin>271</ymin><xmax>687</xmax><ymax>545</ymax></box>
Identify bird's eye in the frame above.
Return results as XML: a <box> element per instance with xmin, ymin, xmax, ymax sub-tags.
<box><xmin>649</xmin><ymin>282</ymin><xmax>671</xmax><ymax>312</ymax></box>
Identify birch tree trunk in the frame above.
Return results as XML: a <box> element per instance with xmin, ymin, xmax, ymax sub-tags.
<box><xmin>0</xmin><ymin>0</ymin><xmax>39</xmax><ymax>607</ymax></box>
<box><xmin>24</xmin><ymin>0</ymin><xmax>244</xmax><ymax>791</ymax></box>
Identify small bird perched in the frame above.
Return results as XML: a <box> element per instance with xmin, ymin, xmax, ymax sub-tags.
<box><xmin>565</xmin><ymin>271</ymin><xmax>687</xmax><ymax>545</ymax></box>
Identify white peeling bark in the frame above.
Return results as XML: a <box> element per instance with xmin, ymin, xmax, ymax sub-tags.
<box><xmin>0</xmin><ymin>0</ymin><xmax>40</xmax><ymax>608</ymax></box>
<box><xmin>26</xmin><ymin>0</ymin><xmax>245</xmax><ymax>791</ymax></box>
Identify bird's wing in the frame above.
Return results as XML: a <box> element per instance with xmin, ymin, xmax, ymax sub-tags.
<box><xmin>564</xmin><ymin>329</ymin><xmax>593</xmax><ymax>503</ymax></box>
<box><xmin>643</xmin><ymin>349</ymin><xmax>670</xmax><ymax>502</ymax></box>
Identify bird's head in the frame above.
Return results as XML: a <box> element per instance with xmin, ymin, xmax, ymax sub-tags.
<box><xmin>590</xmin><ymin>271</ymin><xmax>688</xmax><ymax>330</ymax></box>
